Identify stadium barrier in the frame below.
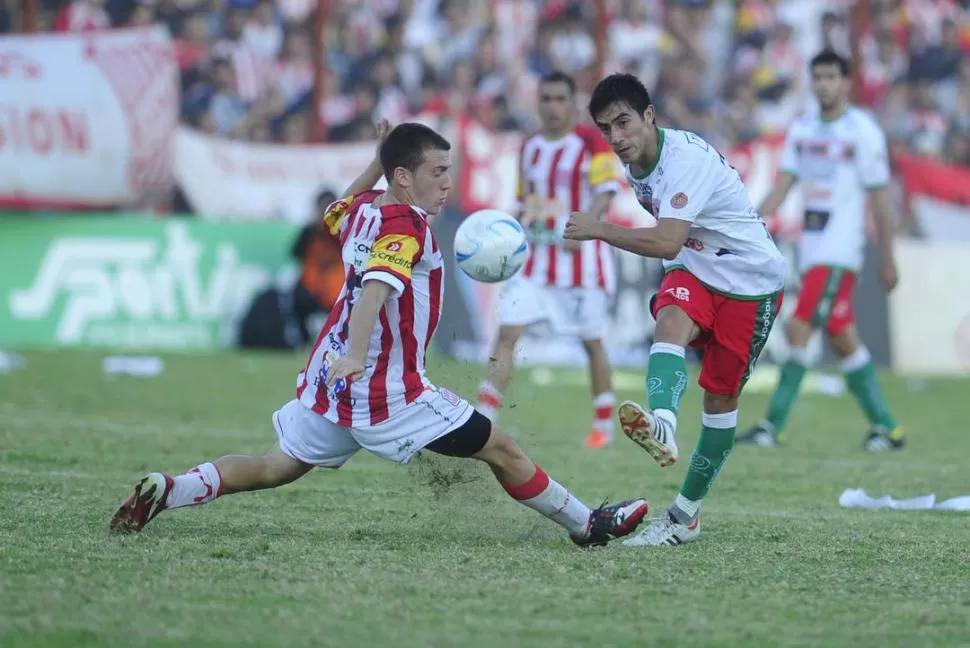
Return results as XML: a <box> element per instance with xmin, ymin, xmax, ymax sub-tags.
<box><xmin>0</xmin><ymin>216</ymin><xmax>297</xmax><ymax>351</ymax></box>
<box><xmin>888</xmin><ymin>239</ymin><xmax>970</xmax><ymax>375</ymax></box>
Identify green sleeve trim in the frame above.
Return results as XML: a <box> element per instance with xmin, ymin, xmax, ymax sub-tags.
<box><xmin>865</xmin><ymin>183</ymin><xmax>889</xmax><ymax>191</ymax></box>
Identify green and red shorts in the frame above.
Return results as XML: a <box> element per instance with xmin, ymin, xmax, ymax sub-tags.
<box><xmin>651</xmin><ymin>269</ymin><xmax>783</xmax><ymax>397</ymax></box>
<box><xmin>792</xmin><ymin>265</ymin><xmax>856</xmax><ymax>335</ymax></box>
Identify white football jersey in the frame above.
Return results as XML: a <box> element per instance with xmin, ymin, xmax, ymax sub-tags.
<box><xmin>625</xmin><ymin>128</ymin><xmax>787</xmax><ymax>297</ymax></box>
<box><xmin>779</xmin><ymin>106</ymin><xmax>890</xmax><ymax>273</ymax></box>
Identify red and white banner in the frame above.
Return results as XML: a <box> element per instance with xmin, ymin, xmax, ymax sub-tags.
<box><xmin>0</xmin><ymin>27</ymin><xmax>178</xmax><ymax>209</ymax></box>
<box><xmin>895</xmin><ymin>151</ymin><xmax>970</xmax><ymax>241</ymax></box>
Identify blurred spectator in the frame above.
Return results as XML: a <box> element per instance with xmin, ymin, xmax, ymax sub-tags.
<box><xmin>13</xmin><ymin>0</ymin><xmax>970</xmax><ymax>170</ymax></box>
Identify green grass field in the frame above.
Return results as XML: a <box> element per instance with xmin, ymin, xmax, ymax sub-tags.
<box><xmin>2</xmin><ymin>350</ymin><xmax>969</xmax><ymax>648</ymax></box>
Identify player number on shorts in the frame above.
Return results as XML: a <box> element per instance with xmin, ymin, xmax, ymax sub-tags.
<box><xmin>570</xmin><ymin>292</ymin><xmax>585</xmax><ymax>319</ymax></box>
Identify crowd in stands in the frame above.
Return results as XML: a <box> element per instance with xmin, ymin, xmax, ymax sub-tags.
<box><xmin>4</xmin><ymin>0</ymin><xmax>970</xmax><ymax>166</ymax></box>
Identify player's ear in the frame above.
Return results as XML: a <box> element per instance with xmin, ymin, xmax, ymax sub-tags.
<box><xmin>643</xmin><ymin>104</ymin><xmax>655</xmax><ymax>125</ymax></box>
<box><xmin>393</xmin><ymin>166</ymin><xmax>411</xmax><ymax>189</ymax></box>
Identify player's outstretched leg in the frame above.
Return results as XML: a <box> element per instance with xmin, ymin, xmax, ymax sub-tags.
<box><xmin>582</xmin><ymin>338</ymin><xmax>616</xmax><ymax>449</ymax></box>
<box><xmin>110</xmin><ymin>444</ymin><xmax>312</xmax><ymax>533</ymax></box>
<box><xmin>625</xmin><ymin>395</ymin><xmax>738</xmax><ymax>547</ymax></box>
<box><xmin>431</xmin><ymin>411</ymin><xmax>649</xmax><ymax>547</ymax></box>
<box><xmin>477</xmin><ymin>325</ymin><xmax>526</xmax><ymax>423</ymax></box>
<box><xmin>830</xmin><ymin>328</ymin><xmax>904</xmax><ymax>451</ymax></box>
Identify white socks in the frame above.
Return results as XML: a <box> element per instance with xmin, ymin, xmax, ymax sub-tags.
<box><xmin>501</xmin><ymin>466</ymin><xmax>592</xmax><ymax>537</ymax></box>
<box><xmin>166</xmin><ymin>462</ymin><xmax>222</xmax><ymax>509</ymax></box>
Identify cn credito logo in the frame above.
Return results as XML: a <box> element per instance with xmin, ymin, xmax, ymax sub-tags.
<box><xmin>956</xmin><ymin>312</ymin><xmax>970</xmax><ymax>371</ymax></box>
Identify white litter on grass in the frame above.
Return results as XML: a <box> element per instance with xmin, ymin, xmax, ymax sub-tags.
<box><xmin>102</xmin><ymin>356</ymin><xmax>165</xmax><ymax>378</ymax></box>
<box><xmin>0</xmin><ymin>351</ymin><xmax>26</xmax><ymax>374</ymax></box>
<box><xmin>839</xmin><ymin>488</ymin><xmax>970</xmax><ymax>511</ymax></box>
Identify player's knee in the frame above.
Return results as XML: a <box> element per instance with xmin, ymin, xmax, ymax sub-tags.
<box><xmin>828</xmin><ymin>325</ymin><xmax>860</xmax><ymax>358</ymax></box>
<box><xmin>703</xmin><ymin>391</ymin><xmax>738</xmax><ymax>414</ymax></box>
<box><xmin>786</xmin><ymin>317</ymin><xmax>813</xmax><ymax>347</ymax></box>
<box><xmin>261</xmin><ymin>447</ymin><xmax>313</xmax><ymax>487</ymax></box>
<box><xmin>473</xmin><ymin>426</ymin><xmax>527</xmax><ymax>469</ymax></box>
<box><xmin>654</xmin><ymin>305</ymin><xmax>699</xmax><ymax>346</ymax></box>
<box><xmin>581</xmin><ymin>338</ymin><xmax>605</xmax><ymax>355</ymax></box>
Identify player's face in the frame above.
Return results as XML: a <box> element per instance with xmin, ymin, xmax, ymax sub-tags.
<box><xmin>594</xmin><ymin>101</ymin><xmax>655</xmax><ymax>165</ymax></box>
<box><xmin>538</xmin><ymin>81</ymin><xmax>574</xmax><ymax>133</ymax></box>
<box><xmin>404</xmin><ymin>148</ymin><xmax>452</xmax><ymax>215</ymax></box>
<box><xmin>811</xmin><ymin>63</ymin><xmax>848</xmax><ymax>111</ymax></box>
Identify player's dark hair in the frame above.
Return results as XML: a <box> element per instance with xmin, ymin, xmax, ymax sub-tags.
<box><xmin>810</xmin><ymin>49</ymin><xmax>851</xmax><ymax>77</ymax></box>
<box><xmin>588</xmin><ymin>73</ymin><xmax>653</xmax><ymax>121</ymax></box>
<box><xmin>379</xmin><ymin>123</ymin><xmax>451</xmax><ymax>180</ymax></box>
<box><xmin>540</xmin><ymin>70</ymin><xmax>576</xmax><ymax>95</ymax></box>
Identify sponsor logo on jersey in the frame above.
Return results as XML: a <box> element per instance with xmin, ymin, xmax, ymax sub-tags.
<box><xmin>366</xmin><ymin>234</ymin><xmax>420</xmax><ymax>276</ymax></box>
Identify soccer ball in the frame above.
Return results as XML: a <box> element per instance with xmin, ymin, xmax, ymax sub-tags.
<box><xmin>454</xmin><ymin>209</ymin><xmax>529</xmax><ymax>283</ymax></box>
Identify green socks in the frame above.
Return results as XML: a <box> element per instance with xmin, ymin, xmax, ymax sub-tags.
<box><xmin>842</xmin><ymin>348</ymin><xmax>897</xmax><ymax>429</ymax></box>
<box><xmin>677</xmin><ymin>410</ymin><xmax>738</xmax><ymax>515</ymax></box>
<box><xmin>647</xmin><ymin>343</ymin><xmax>689</xmax><ymax>421</ymax></box>
<box><xmin>765</xmin><ymin>359</ymin><xmax>808</xmax><ymax>436</ymax></box>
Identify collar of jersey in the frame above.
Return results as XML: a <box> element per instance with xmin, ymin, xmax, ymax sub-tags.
<box><xmin>631</xmin><ymin>127</ymin><xmax>665</xmax><ymax>180</ymax></box>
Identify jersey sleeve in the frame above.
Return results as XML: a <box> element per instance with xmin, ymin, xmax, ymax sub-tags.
<box><xmin>857</xmin><ymin>120</ymin><xmax>891</xmax><ymax>190</ymax></box>
<box><xmin>585</xmin><ymin>130</ymin><xmax>621</xmax><ymax>195</ymax></box>
<box><xmin>321</xmin><ymin>195</ymin><xmax>354</xmax><ymax>241</ymax></box>
<box><xmin>513</xmin><ymin>137</ymin><xmax>529</xmax><ymax>214</ymax></box>
<box><xmin>778</xmin><ymin>127</ymin><xmax>799</xmax><ymax>178</ymax></box>
<box><xmin>362</xmin><ymin>206</ymin><xmax>426</xmax><ymax>297</ymax></box>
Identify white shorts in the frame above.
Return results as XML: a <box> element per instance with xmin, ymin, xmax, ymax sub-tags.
<box><xmin>498</xmin><ymin>277</ymin><xmax>608</xmax><ymax>340</ymax></box>
<box><xmin>272</xmin><ymin>387</ymin><xmax>474</xmax><ymax>468</ymax></box>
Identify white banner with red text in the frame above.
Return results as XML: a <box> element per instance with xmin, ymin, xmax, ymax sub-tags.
<box><xmin>0</xmin><ymin>27</ymin><xmax>178</xmax><ymax>208</ymax></box>
<box><xmin>172</xmin><ymin>113</ymin><xmax>449</xmax><ymax>224</ymax></box>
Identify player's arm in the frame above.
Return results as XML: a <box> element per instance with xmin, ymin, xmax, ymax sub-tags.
<box><xmin>859</xmin><ymin>122</ymin><xmax>897</xmax><ymax>291</ymax></box>
<box><xmin>565</xmin><ymin>160</ymin><xmax>710</xmax><ymax>259</ymax></box>
<box><xmin>341</xmin><ymin>119</ymin><xmax>392</xmax><ymax>197</ymax></box>
<box><xmin>513</xmin><ymin>139</ymin><xmax>533</xmax><ymax>226</ymax></box>
<box><xmin>563</xmin><ymin>142</ymin><xmax>620</xmax><ymax>251</ymax></box>
<box><xmin>569</xmin><ymin>217</ymin><xmax>691</xmax><ymax>260</ymax></box>
<box><xmin>343</xmin><ymin>281</ymin><xmax>394</xmax><ymax>365</ymax></box>
<box><xmin>586</xmin><ymin>146</ymin><xmax>620</xmax><ymax>220</ymax></box>
<box><xmin>757</xmin><ymin>172</ymin><xmax>797</xmax><ymax>219</ymax></box>
<box><xmin>758</xmin><ymin>128</ymin><xmax>799</xmax><ymax>218</ymax></box>
<box><xmin>326</xmin><ymin>212</ymin><xmax>424</xmax><ymax>384</ymax></box>
<box><xmin>868</xmin><ymin>185</ymin><xmax>897</xmax><ymax>291</ymax></box>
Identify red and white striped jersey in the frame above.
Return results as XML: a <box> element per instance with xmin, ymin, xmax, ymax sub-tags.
<box><xmin>516</xmin><ymin>124</ymin><xmax>621</xmax><ymax>291</ymax></box>
<box><xmin>296</xmin><ymin>190</ymin><xmax>445</xmax><ymax>428</ymax></box>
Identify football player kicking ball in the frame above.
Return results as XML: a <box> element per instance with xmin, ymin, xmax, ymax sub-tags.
<box><xmin>110</xmin><ymin>122</ymin><xmax>648</xmax><ymax>548</ymax></box>
<box><xmin>736</xmin><ymin>50</ymin><xmax>904</xmax><ymax>452</ymax></box>
<box><xmin>565</xmin><ymin>74</ymin><xmax>788</xmax><ymax>546</ymax></box>
<box><xmin>476</xmin><ymin>71</ymin><xmax>620</xmax><ymax>449</ymax></box>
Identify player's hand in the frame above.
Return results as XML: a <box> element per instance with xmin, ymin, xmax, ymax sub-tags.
<box><xmin>325</xmin><ymin>355</ymin><xmax>366</xmax><ymax>388</ymax></box>
<box><xmin>563</xmin><ymin>211</ymin><xmax>603</xmax><ymax>241</ymax></box>
<box><xmin>375</xmin><ymin>118</ymin><xmax>392</xmax><ymax>142</ymax></box>
<box><xmin>516</xmin><ymin>207</ymin><xmax>537</xmax><ymax>229</ymax></box>
<box><xmin>881</xmin><ymin>256</ymin><xmax>898</xmax><ymax>293</ymax></box>
<box><xmin>562</xmin><ymin>238</ymin><xmax>583</xmax><ymax>252</ymax></box>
